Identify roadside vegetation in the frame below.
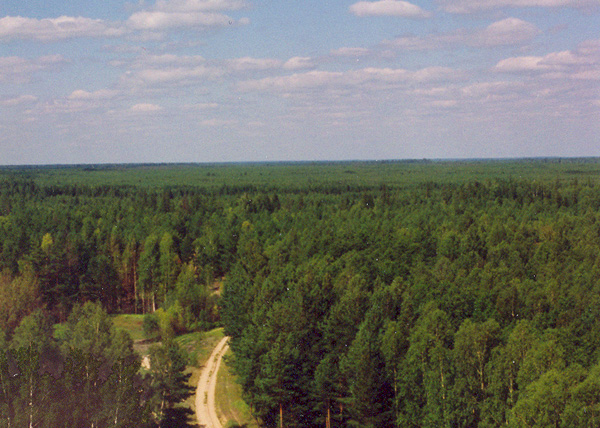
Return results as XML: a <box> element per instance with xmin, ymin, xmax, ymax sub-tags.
<box><xmin>2</xmin><ymin>158</ymin><xmax>600</xmax><ymax>427</ymax></box>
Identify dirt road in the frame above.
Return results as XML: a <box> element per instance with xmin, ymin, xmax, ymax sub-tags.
<box><xmin>195</xmin><ymin>336</ymin><xmax>230</xmax><ymax>428</ymax></box>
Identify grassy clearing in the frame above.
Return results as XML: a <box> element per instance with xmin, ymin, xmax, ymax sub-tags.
<box><xmin>111</xmin><ymin>314</ymin><xmax>146</xmax><ymax>341</ymax></box>
<box><xmin>111</xmin><ymin>318</ymin><xmax>253</xmax><ymax>426</ymax></box>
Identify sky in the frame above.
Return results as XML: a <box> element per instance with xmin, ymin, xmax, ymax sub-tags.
<box><xmin>0</xmin><ymin>0</ymin><xmax>599</xmax><ymax>165</ymax></box>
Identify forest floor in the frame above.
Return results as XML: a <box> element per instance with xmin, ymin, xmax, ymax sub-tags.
<box><xmin>195</xmin><ymin>336</ymin><xmax>230</xmax><ymax>428</ymax></box>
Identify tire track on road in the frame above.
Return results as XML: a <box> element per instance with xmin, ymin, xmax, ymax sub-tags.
<box><xmin>195</xmin><ymin>336</ymin><xmax>230</xmax><ymax>428</ymax></box>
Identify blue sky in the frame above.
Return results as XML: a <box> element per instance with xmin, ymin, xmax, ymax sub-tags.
<box><xmin>1</xmin><ymin>0</ymin><xmax>599</xmax><ymax>164</ymax></box>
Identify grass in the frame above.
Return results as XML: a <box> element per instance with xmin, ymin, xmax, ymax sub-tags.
<box><xmin>217</xmin><ymin>350</ymin><xmax>259</xmax><ymax>428</ymax></box>
<box><xmin>182</xmin><ymin>327</ymin><xmax>225</xmax><ymax>368</ymax></box>
<box><xmin>63</xmin><ymin>314</ymin><xmax>252</xmax><ymax>426</ymax></box>
<box><xmin>172</xmin><ymin>327</ymin><xmax>257</xmax><ymax>428</ymax></box>
<box><xmin>175</xmin><ymin>327</ymin><xmax>228</xmax><ymax>425</ymax></box>
<box><xmin>111</xmin><ymin>314</ymin><xmax>146</xmax><ymax>341</ymax></box>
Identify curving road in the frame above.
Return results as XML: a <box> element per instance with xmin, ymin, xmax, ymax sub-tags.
<box><xmin>195</xmin><ymin>336</ymin><xmax>230</xmax><ymax>428</ymax></box>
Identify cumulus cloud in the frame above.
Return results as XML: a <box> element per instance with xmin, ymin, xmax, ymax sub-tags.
<box><xmin>129</xmin><ymin>103</ymin><xmax>163</xmax><ymax>112</ymax></box>
<box><xmin>0</xmin><ymin>55</ymin><xmax>66</xmax><ymax>83</ymax></box>
<box><xmin>383</xmin><ymin>36</ymin><xmax>437</xmax><ymax>51</ymax></box>
<box><xmin>129</xmin><ymin>54</ymin><xmax>207</xmax><ymax>68</ymax></box>
<box><xmin>238</xmin><ymin>66</ymin><xmax>458</xmax><ymax>92</ymax></box>
<box><xmin>473</xmin><ymin>17</ymin><xmax>541</xmax><ymax>47</ymax></box>
<box><xmin>438</xmin><ymin>0</ymin><xmax>597</xmax><ymax>13</ymax></box>
<box><xmin>186</xmin><ymin>102</ymin><xmax>220</xmax><ymax>109</ymax></box>
<box><xmin>330</xmin><ymin>47</ymin><xmax>372</xmax><ymax>57</ymax></box>
<box><xmin>0</xmin><ymin>16</ymin><xmax>124</xmax><ymax>41</ymax></box>
<box><xmin>127</xmin><ymin>0</ymin><xmax>249</xmax><ymax>30</ymax></box>
<box><xmin>119</xmin><ymin>54</ymin><xmax>313</xmax><ymax>88</ymax></box>
<box><xmin>134</xmin><ymin>65</ymin><xmax>225</xmax><ymax>84</ymax></box>
<box><xmin>127</xmin><ymin>10</ymin><xmax>236</xmax><ymax>30</ymax></box>
<box><xmin>350</xmin><ymin>0</ymin><xmax>432</xmax><ymax>17</ymax></box>
<box><xmin>384</xmin><ymin>18</ymin><xmax>540</xmax><ymax>51</ymax></box>
<box><xmin>333</xmin><ymin>19</ymin><xmax>537</xmax><ymax>62</ymax></box>
<box><xmin>68</xmin><ymin>89</ymin><xmax>119</xmax><ymax>100</ymax></box>
<box><xmin>199</xmin><ymin>118</ymin><xmax>237</xmax><ymax>126</ymax></box>
<box><xmin>429</xmin><ymin>99</ymin><xmax>457</xmax><ymax>108</ymax></box>
<box><xmin>0</xmin><ymin>0</ymin><xmax>249</xmax><ymax>42</ymax></box>
<box><xmin>225</xmin><ymin>57</ymin><xmax>282</xmax><ymax>72</ymax></box>
<box><xmin>283</xmin><ymin>57</ymin><xmax>316</xmax><ymax>70</ymax></box>
<box><xmin>494</xmin><ymin>56</ymin><xmax>548</xmax><ymax>72</ymax></box>
<box><xmin>460</xmin><ymin>81</ymin><xmax>525</xmax><ymax>100</ymax></box>
<box><xmin>152</xmin><ymin>0</ymin><xmax>248</xmax><ymax>12</ymax></box>
<box><xmin>0</xmin><ymin>94</ymin><xmax>37</xmax><ymax>107</ymax></box>
<box><xmin>155</xmin><ymin>0</ymin><xmax>248</xmax><ymax>12</ymax></box>
<box><xmin>495</xmin><ymin>41</ymin><xmax>600</xmax><ymax>76</ymax></box>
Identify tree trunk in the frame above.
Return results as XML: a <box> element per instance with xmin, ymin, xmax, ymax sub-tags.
<box><xmin>133</xmin><ymin>258</ymin><xmax>138</xmax><ymax>314</ymax></box>
<box><xmin>28</xmin><ymin>377</ymin><xmax>33</xmax><ymax>428</ymax></box>
<box><xmin>280</xmin><ymin>403</ymin><xmax>283</xmax><ymax>428</ymax></box>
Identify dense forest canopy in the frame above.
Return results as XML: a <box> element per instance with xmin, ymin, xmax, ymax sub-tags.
<box><xmin>2</xmin><ymin>158</ymin><xmax>600</xmax><ymax>427</ymax></box>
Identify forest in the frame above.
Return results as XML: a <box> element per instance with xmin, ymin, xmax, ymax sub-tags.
<box><xmin>2</xmin><ymin>159</ymin><xmax>600</xmax><ymax>427</ymax></box>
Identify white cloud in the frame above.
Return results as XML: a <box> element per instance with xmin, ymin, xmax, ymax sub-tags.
<box><xmin>0</xmin><ymin>94</ymin><xmax>37</xmax><ymax>107</ymax></box>
<box><xmin>0</xmin><ymin>55</ymin><xmax>66</xmax><ymax>83</ymax></box>
<box><xmin>283</xmin><ymin>57</ymin><xmax>316</xmax><ymax>70</ymax></box>
<box><xmin>383</xmin><ymin>36</ymin><xmax>437</xmax><ymax>50</ymax></box>
<box><xmin>132</xmin><ymin>54</ymin><xmax>208</xmax><ymax>67</ymax></box>
<box><xmin>153</xmin><ymin>0</ymin><xmax>248</xmax><ymax>12</ymax></box>
<box><xmin>127</xmin><ymin>11</ymin><xmax>234</xmax><ymax>30</ymax></box>
<box><xmin>119</xmin><ymin>54</ymin><xmax>309</xmax><ymax>89</ymax></box>
<box><xmin>225</xmin><ymin>57</ymin><xmax>282</xmax><ymax>72</ymax></box>
<box><xmin>494</xmin><ymin>42</ymin><xmax>600</xmax><ymax>75</ymax></box>
<box><xmin>129</xmin><ymin>103</ymin><xmax>163</xmax><ymax>112</ymax></box>
<box><xmin>473</xmin><ymin>18</ymin><xmax>541</xmax><ymax>47</ymax></box>
<box><xmin>0</xmin><ymin>16</ymin><xmax>124</xmax><ymax>41</ymax></box>
<box><xmin>439</xmin><ymin>0</ymin><xmax>598</xmax><ymax>13</ymax></box>
<box><xmin>68</xmin><ymin>89</ymin><xmax>118</xmax><ymax>100</ymax></box>
<box><xmin>460</xmin><ymin>81</ymin><xmax>525</xmax><ymax>101</ymax></box>
<box><xmin>578</xmin><ymin>40</ymin><xmax>600</xmax><ymax>56</ymax></box>
<box><xmin>127</xmin><ymin>0</ymin><xmax>249</xmax><ymax>30</ymax></box>
<box><xmin>199</xmin><ymin>118</ymin><xmax>237</xmax><ymax>126</ymax></box>
<box><xmin>134</xmin><ymin>65</ymin><xmax>225</xmax><ymax>83</ymax></box>
<box><xmin>238</xmin><ymin>66</ymin><xmax>458</xmax><ymax>92</ymax></box>
<box><xmin>384</xmin><ymin>18</ymin><xmax>540</xmax><ymax>50</ymax></box>
<box><xmin>330</xmin><ymin>47</ymin><xmax>372</xmax><ymax>57</ymax></box>
<box><xmin>494</xmin><ymin>56</ymin><xmax>547</xmax><ymax>72</ymax></box>
<box><xmin>429</xmin><ymin>99</ymin><xmax>457</xmax><ymax>108</ymax></box>
<box><xmin>350</xmin><ymin>0</ymin><xmax>432</xmax><ymax>17</ymax></box>
<box><xmin>571</xmin><ymin>70</ymin><xmax>600</xmax><ymax>80</ymax></box>
<box><xmin>239</xmin><ymin>70</ymin><xmax>343</xmax><ymax>92</ymax></box>
<box><xmin>0</xmin><ymin>0</ymin><xmax>249</xmax><ymax>42</ymax></box>
<box><xmin>541</xmin><ymin>50</ymin><xmax>596</xmax><ymax>66</ymax></box>
<box><xmin>185</xmin><ymin>102</ymin><xmax>220</xmax><ymax>110</ymax></box>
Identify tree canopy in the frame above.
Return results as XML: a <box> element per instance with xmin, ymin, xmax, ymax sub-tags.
<box><xmin>2</xmin><ymin>160</ymin><xmax>600</xmax><ymax>427</ymax></box>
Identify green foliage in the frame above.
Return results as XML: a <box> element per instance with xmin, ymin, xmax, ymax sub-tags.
<box><xmin>3</xmin><ymin>160</ymin><xmax>600</xmax><ymax>427</ymax></box>
<box><xmin>144</xmin><ymin>312</ymin><xmax>161</xmax><ymax>340</ymax></box>
<box><xmin>148</xmin><ymin>340</ymin><xmax>194</xmax><ymax>427</ymax></box>
<box><xmin>0</xmin><ymin>302</ymin><xmax>153</xmax><ymax>428</ymax></box>
<box><xmin>0</xmin><ymin>264</ymin><xmax>40</xmax><ymax>334</ymax></box>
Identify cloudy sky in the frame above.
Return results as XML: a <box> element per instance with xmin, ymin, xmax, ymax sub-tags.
<box><xmin>1</xmin><ymin>0</ymin><xmax>599</xmax><ymax>164</ymax></box>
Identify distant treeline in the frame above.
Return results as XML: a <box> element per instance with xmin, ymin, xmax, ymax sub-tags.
<box><xmin>2</xmin><ymin>163</ymin><xmax>600</xmax><ymax>427</ymax></box>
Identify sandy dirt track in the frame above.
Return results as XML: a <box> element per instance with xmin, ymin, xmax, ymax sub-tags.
<box><xmin>195</xmin><ymin>336</ymin><xmax>230</xmax><ymax>428</ymax></box>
